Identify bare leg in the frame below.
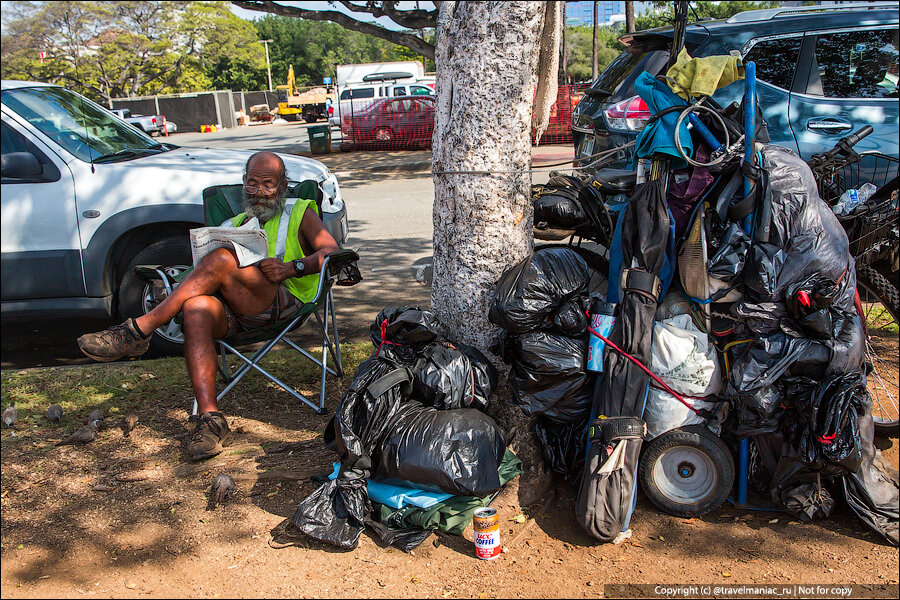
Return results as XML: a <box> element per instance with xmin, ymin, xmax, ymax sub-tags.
<box><xmin>182</xmin><ymin>295</ymin><xmax>230</xmax><ymax>414</ymax></box>
<box><xmin>134</xmin><ymin>248</ymin><xmax>277</xmax><ymax>335</ymax></box>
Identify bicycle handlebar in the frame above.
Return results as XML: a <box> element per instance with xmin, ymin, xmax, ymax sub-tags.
<box><xmin>840</xmin><ymin>125</ymin><xmax>873</xmax><ymax>150</ymax></box>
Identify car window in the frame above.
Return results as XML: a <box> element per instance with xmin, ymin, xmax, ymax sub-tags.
<box><xmin>410</xmin><ymin>86</ymin><xmax>432</xmax><ymax>96</ymax></box>
<box><xmin>393</xmin><ymin>86</ymin><xmax>407</xmax><ymax>96</ymax></box>
<box><xmin>341</xmin><ymin>87</ymin><xmax>375</xmax><ymax>100</ymax></box>
<box><xmin>813</xmin><ymin>28</ymin><xmax>899</xmax><ymax>99</ymax></box>
<box><xmin>743</xmin><ymin>37</ymin><xmax>803</xmax><ymax>90</ymax></box>
<box><xmin>1</xmin><ymin>86</ymin><xmax>163</xmax><ymax>162</ymax></box>
<box><xmin>412</xmin><ymin>99</ymin><xmax>433</xmax><ymax>112</ymax></box>
<box><xmin>1</xmin><ymin>120</ymin><xmax>61</xmax><ymax>183</ymax></box>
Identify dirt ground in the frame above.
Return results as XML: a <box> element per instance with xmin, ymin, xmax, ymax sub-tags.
<box><xmin>1</xmin><ymin>349</ymin><xmax>898</xmax><ymax>599</ymax></box>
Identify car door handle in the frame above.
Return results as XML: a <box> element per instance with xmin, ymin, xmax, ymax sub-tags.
<box><xmin>806</xmin><ymin>118</ymin><xmax>853</xmax><ymax>134</ymax></box>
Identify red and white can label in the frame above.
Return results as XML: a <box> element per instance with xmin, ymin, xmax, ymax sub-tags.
<box><xmin>473</xmin><ymin>508</ymin><xmax>501</xmax><ymax>560</ymax></box>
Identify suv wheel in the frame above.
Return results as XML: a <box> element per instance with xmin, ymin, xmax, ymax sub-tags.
<box><xmin>118</xmin><ymin>236</ymin><xmax>191</xmax><ymax>357</ymax></box>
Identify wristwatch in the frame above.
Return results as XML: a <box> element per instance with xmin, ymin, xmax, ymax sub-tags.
<box><xmin>292</xmin><ymin>259</ymin><xmax>306</xmax><ymax>276</ymax></box>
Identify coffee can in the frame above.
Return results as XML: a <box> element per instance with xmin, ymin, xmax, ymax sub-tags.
<box><xmin>472</xmin><ymin>507</ymin><xmax>501</xmax><ymax>560</ymax></box>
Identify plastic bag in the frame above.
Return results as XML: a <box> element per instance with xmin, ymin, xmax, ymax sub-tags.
<box><xmin>365</xmin><ymin>518</ymin><xmax>432</xmax><ymax>553</ymax></box>
<box><xmin>533</xmin><ymin>188</ymin><xmax>587</xmax><ymax>230</ymax></box>
<box><xmin>371</xmin><ymin>306</ymin><xmax>442</xmax><ymax>362</ymax></box>
<box><xmin>507</xmin><ymin>331</ymin><xmax>594</xmax><ymax>423</ymax></box>
<box><xmin>534</xmin><ymin>415</ymin><xmax>590</xmax><ymax>482</ymax></box>
<box><xmin>707</xmin><ymin>223</ymin><xmax>750</xmax><ymax>282</ymax></box>
<box><xmin>791</xmin><ymin>371</ymin><xmax>869</xmax><ymax>475</ymax></box>
<box><xmin>376</xmin><ymin>402</ymin><xmax>506</xmax><ymax>496</ymax></box>
<box><xmin>643</xmin><ymin>315</ymin><xmax>724</xmax><ymax>439</ymax></box>
<box><xmin>290</xmin><ymin>475</ymin><xmax>370</xmax><ymax>550</ymax></box>
<box><xmin>412</xmin><ymin>342</ymin><xmax>497</xmax><ymax>411</ymax></box>
<box><xmin>488</xmin><ymin>247</ymin><xmax>591</xmax><ymax>334</ymax></box>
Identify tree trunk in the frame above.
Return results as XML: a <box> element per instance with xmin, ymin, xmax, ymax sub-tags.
<box><xmin>592</xmin><ymin>1</ymin><xmax>598</xmax><ymax>79</ymax></box>
<box><xmin>625</xmin><ymin>0</ymin><xmax>635</xmax><ymax>33</ymax></box>
<box><xmin>432</xmin><ymin>1</ymin><xmax>550</xmax><ymax>505</ymax></box>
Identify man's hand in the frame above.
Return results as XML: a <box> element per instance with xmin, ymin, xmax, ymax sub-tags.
<box><xmin>257</xmin><ymin>258</ymin><xmax>296</xmax><ymax>284</ymax></box>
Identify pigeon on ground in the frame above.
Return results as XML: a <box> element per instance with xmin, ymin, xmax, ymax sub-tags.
<box><xmin>123</xmin><ymin>412</ymin><xmax>139</xmax><ymax>437</ymax></box>
<box><xmin>87</xmin><ymin>409</ymin><xmax>104</xmax><ymax>427</ymax></box>
<box><xmin>2</xmin><ymin>402</ymin><xmax>16</xmax><ymax>428</ymax></box>
<box><xmin>56</xmin><ymin>420</ymin><xmax>98</xmax><ymax>446</ymax></box>
<box><xmin>211</xmin><ymin>474</ymin><xmax>236</xmax><ymax>506</ymax></box>
<box><xmin>47</xmin><ymin>404</ymin><xmax>63</xmax><ymax>422</ymax></box>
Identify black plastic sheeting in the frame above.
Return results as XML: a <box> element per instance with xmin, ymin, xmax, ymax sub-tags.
<box><xmin>413</xmin><ymin>343</ymin><xmax>496</xmax><ymax>411</ymax></box>
<box><xmin>503</xmin><ymin>331</ymin><xmax>594</xmax><ymax>423</ymax></box>
<box><xmin>489</xmin><ymin>247</ymin><xmax>591</xmax><ymax>335</ymax></box>
<box><xmin>535</xmin><ymin>416</ymin><xmax>590</xmax><ymax>482</ymax></box>
<box><xmin>377</xmin><ymin>402</ymin><xmax>506</xmax><ymax>495</ymax></box>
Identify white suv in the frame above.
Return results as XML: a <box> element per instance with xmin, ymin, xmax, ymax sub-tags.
<box><xmin>1</xmin><ymin>80</ymin><xmax>348</xmax><ymax>355</ymax></box>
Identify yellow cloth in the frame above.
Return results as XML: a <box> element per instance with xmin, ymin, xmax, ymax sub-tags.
<box><xmin>665</xmin><ymin>48</ymin><xmax>744</xmax><ymax>100</ymax></box>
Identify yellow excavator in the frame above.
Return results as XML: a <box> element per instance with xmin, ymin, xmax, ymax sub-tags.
<box><xmin>276</xmin><ymin>65</ymin><xmax>334</xmax><ymax>123</ymax></box>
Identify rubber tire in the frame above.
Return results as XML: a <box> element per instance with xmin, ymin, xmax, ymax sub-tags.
<box><xmin>117</xmin><ymin>236</ymin><xmax>191</xmax><ymax>357</ymax></box>
<box><xmin>639</xmin><ymin>425</ymin><xmax>734</xmax><ymax>518</ymax></box>
<box><xmin>856</xmin><ymin>264</ymin><xmax>900</xmax><ymax>436</ymax></box>
<box><xmin>304</xmin><ymin>114</ymin><xmax>318</xmax><ymax>123</ymax></box>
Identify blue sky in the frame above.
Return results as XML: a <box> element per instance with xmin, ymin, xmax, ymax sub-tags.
<box><xmin>230</xmin><ymin>1</ymin><xmax>437</xmax><ymax>30</ymax></box>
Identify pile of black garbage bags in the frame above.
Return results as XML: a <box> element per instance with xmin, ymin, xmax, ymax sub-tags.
<box><xmin>723</xmin><ymin>146</ymin><xmax>898</xmax><ymax>545</ymax></box>
<box><xmin>291</xmin><ymin>307</ymin><xmax>521</xmax><ymax>551</ymax></box>
<box><xmin>489</xmin><ymin>247</ymin><xmax>599</xmax><ymax>482</ymax></box>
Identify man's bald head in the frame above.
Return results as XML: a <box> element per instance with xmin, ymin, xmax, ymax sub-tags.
<box><xmin>245</xmin><ymin>151</ymin><xmax>287</xmax><ymax>185</ymax></box>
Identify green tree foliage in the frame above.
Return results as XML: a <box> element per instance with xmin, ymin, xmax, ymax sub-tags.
<box><xmin>635</xmin><ymin>1</ymin><xmax>778</xmax><ymax>31</ymax></box>
<box><xmin>565</xmin><ymin>26</ymin><xmax>624</xmax><ymax>83</ymax></box>
<box><xmin>252</xmin><ymin>15</ymin><xmax>431</xmax><ymax>89</ymax></box>
<box><xmin>0</xmin><ymin>1</ymin><xmax>265</xmax><ymax>100</ymax></box>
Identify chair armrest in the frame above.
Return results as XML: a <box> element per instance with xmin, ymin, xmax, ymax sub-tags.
<box><xmin>322</xmin><ymin>249</ymin><xmax>362</xmax><ymax>286</ymax></box>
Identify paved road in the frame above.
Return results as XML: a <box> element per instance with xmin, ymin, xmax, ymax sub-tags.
<box><xmin>0</xmin><ymin>124</ymin><xmax>572</xmax><ymax>369</ymax></box>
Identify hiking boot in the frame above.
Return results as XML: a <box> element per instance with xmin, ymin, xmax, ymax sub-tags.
<box><xmin>77</xmin><ymin>319</ymin><xmax>151</xmax><ymax>362</ymax></box>
<box><xmin>187</xmin><ymin>412</ymin><xmax>231</xmax><ymax>461</ymax></box>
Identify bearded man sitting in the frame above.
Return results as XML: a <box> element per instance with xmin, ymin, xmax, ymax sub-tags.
<box><xmin>77</xmin><ymin>151</ymin><xmax>339</xmax><ymax>460</ymax></box>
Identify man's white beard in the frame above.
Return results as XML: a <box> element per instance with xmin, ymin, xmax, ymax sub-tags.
<box><xmin>242</xmin><ymin>190</ymin><xmax>286</xmax><ymax>224</ymax></box>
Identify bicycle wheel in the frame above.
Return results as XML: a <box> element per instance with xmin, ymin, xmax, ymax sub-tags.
<box><xmin>856</xmin><ymin>265</ymin><xmax>899</xmax><ymax>437</ymax></box>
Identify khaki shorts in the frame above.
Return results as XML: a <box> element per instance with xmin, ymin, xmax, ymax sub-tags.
<box><xmin>218</xmin><ymin>285</ymin><xmax>302</xmax><ymax>338</ymax></box>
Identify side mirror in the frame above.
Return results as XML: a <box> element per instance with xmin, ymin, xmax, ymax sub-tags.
<box><xmin>1</xmin><ymin>152</ymin><xmax>42</xmax><ymax>180</ymax></box>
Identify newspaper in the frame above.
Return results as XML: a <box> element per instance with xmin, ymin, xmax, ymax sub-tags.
<box><xmin>189</xmin><ymin>217</ymin><xmax>269</xmax><ymax>268</ymax></box>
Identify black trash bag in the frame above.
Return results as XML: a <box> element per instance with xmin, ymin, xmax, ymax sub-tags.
<box><xmin>726</xmin><ymin>333</ymin><xmax>813</xmax><ymax>437</ymax></box>
<box><xmin>707</xmin><ymin>223</ymin><xmax>750</xmax><ymax>282</ymax></box>
<box><xmin>507</xmin><ymin>331</ymin><xmax>594</xmax><ymax>423</ymax></box>
<box><xmin>376</xmin><ymin>402</ymin><xmax>506</xmax><ymax>496</ymax></box>
<box><xmin>731</xmin><ymin>301</ymin><xmax>789</xmax><ymax>336</ymax></box>
<box><xmin>296</xmin><ymin>356</ymin><xmax>412</xmax><ymax>548</ymax></box>
<box><xmin>365</xmin><ymin>518</ymin><xmax>432</xmax><ymax>553</ymax></box>
<box><xmin>290</xmin><ymin>475</ymin><xmax>370</xmax><ymax>550</ymax></box>
<box><xmin>756</xmin><ymin>146</ymin><xmax>853</xmax><ymax>309</ymax></box>
<box><xmin>535</xmin><ymin>415</ymin><xmax>590</xmax><ymax>482</ymax></box>
<box><xmin>533</xmin><ymin>186</ymin><xmax>587</xmax><ymax>230</ymax></box>
<box><xmin>552</xmin><ymin>295</ymin><xmax>589</xmax><ymax>336</ymax></box>
<box><xmin>488</xmin><ymin>247</ymin><xmax>591</xmax><ymax>335</ymax></box>
<box><xmin>784</xmin><ymin>274</ymin><xmax>840</xmax><ymax>340</ymax></box>
<box><xmin>371</xmin><ymin>306</ymin><xmax>442</xmax><ymax>362</ymax></box>
<box><xmin>412</xmin><ymin>342</ymin><xmax>496</xmax><ymax>411</ymax></box>
<box><xmin>840</xmin><ymin>409</ymin><xmax>900</xmax><ymax>546</ymax></box>
<box><xmin>781</xmin><ymin>481</ymin><xmax>835</xmax><ymax>522</ymax></box>
<box><xmin>743</xmin><ymin>243</ymin><xmax>786</xmax><ymax>301</ymax></box>
<box><xmin>827</xmin><ymin>310</ymin><xmax>867</xmax><ymax>376</ymax></box>
<box><xmin>792</xmin><ymin>372</ymin><xmax>869</xmax><ymax>475</ymax></box>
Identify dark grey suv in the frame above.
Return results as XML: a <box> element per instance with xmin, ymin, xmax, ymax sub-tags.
<box><xmin>573</xmin><ymin>2</ymin><xmax>899</xmax><ymax>168</ymax></box>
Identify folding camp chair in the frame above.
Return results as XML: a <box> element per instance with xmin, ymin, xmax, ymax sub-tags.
<box><xmin>137</xmin><ymin>181</ymin><xmax>360</xmax><ymax>416</ymax></box>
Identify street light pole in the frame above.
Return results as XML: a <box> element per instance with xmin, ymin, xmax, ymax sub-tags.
<box><xmin>259</xmin><ymin>39</ymin><xmax>274</xmax><ymax>91</ymax></box>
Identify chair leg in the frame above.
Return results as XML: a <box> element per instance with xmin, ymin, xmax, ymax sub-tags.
<box><xmin>329</xmin><ymin>291</ymin><xmax>344</xmax><ymax>378</ymax></box>
<box><xmin>217</xmin><ymin>342</ymin><xmax>231</xmax><ymax>383</ymax></box>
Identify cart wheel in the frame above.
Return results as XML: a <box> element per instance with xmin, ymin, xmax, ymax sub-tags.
<box><xmin>639</xmin><ymin>425</ymin><xmax>734</xmax><ymax>517</ymax></box>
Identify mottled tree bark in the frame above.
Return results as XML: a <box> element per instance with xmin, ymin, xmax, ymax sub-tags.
<box><xmin>432</xmin><ymin>1</ymin><xmax>551</xmax><ymax>505</ymax></box>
